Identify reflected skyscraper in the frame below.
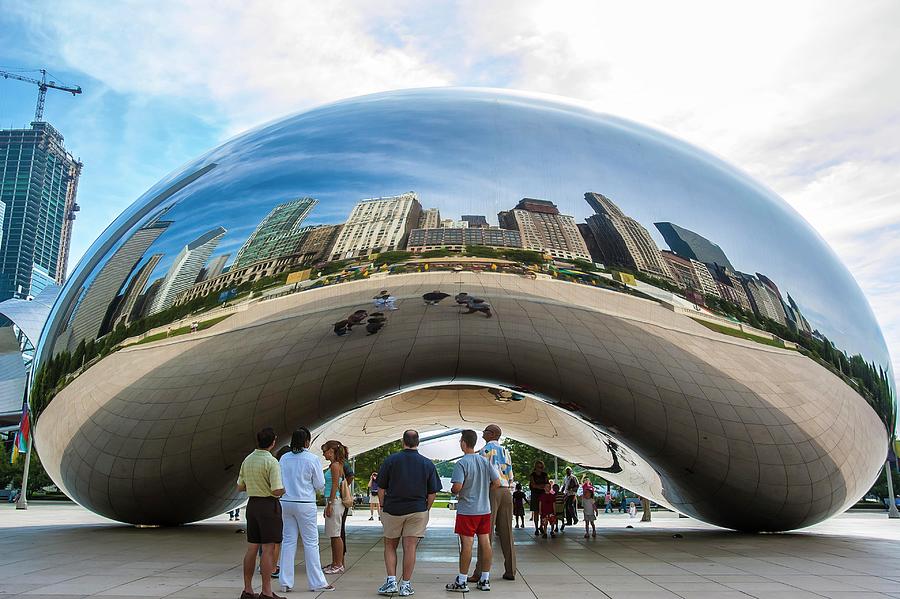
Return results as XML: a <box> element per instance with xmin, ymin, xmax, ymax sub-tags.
<box><xmin>0</xmin><ymin>122</ymin><xmax>81</xmax><ymax>300</ymax></box>
<box><xmin>201</xmin><ymin>254</ymin><xmax>230</xmax><ymax>282</ymax></box>
<box><xmin>461</xmin><ymin>215</ymin><xmax>489</xmax><ymax>228</ymax></box>
<box><xmin>584</xmin><ymin>192</ymin><xmax>672</xmax><ymax>278</ymax></box>
<box><xmin>112</xmin><ymin>253</ymin><xmax>162</xmax><ymax>329</ymax></box>
<box><xmin>740</xmin><ymin>273</ymin><xmax>788</xmax><ymax>325</ymax></box>
<box><xmin>498</xmin><ymin>198</ymin><xmax>589</xmax><ymax>261</ymax></box>
<box><xmin>661</xmin><ymin>250</ymin><xmax>721</xmax><ymax>298</ymax></box>
<box><xmin>329</xmin><ymin>193</ymin><xmax>422</xmax><ymax>260</ymax></box>
<box><xmin>654</xmin><ymin>221</ymin><xmax>734</xmax><ymax>270</ymax></box>
<box><xmin>148</xmin><ymin>227</ymin><xmax>226</xmax><ymax>315</ymax></box>
<box><xmin>62</xmin><ymin>217</ymin><xmax>171</xmax><ymax>351</ymax></box>
<box><xmin>418</xmin><ymin>207</ymin><xmax>441</xmax><ymax>229</ymax></box>
<box><xmin>233</xmin><ymin>198</ymin><xmax>317</xmax><ymax>269</ymax></box>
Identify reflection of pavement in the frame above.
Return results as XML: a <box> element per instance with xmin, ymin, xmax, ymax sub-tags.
<box><xmin>4</xmin><ymin>503</ymin><xmax>900</xmax><ymax>598</ymax></box>
<box><xmin>36</xmin><ymin>271</ymin><xmax>886</xmax><ymax>531</ymax></box>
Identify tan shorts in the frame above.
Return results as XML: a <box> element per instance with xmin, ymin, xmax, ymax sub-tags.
<box><xmin>324</xmin><ymin>498</ymin><xmax>345</xmax><ymax>538</ymax></box>
<box><xmin>381</xmin><ymin>510</ymin><xmax>429</xmax><ymax>539</ymax></box>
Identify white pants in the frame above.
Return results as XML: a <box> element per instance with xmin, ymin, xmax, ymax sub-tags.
<box><xmin>279</xmin><ymin>501</ymin><xmax>328</xmax><ymax>590</ymax></box>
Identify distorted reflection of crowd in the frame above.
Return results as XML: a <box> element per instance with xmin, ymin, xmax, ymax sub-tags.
<box><xmin>331</xmin><ymin>288</ymin><xmax>496</xmax><ymax>337</ymax></box>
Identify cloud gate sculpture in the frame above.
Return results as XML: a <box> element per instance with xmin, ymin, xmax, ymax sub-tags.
<box><xmin>32</xmin><ymin>88</ymin><xmax>893</xmax><ymax>531</ymax></box>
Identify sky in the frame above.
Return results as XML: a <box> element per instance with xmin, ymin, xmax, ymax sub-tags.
<box><xmin>1</xmin><ymin>0</ymin><xmax>898</xmax><ymax>380</ymax></box>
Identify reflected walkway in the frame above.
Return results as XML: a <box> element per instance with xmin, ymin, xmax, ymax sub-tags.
<box><xmin>2</xmin><ymin>503</ymin><xmax>900</xmax><ymax>598</ymax></box>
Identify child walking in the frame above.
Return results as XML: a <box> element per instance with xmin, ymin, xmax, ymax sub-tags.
<box><xmin>538</xmin><ymin>483</ymin><xmax>556</xmax><ymax>538</ymax></box>
<box><xmin>552</xmin><ymin>483</ymin><xmax>565</xmax><ymax>534</ymax></box>
<box><xmin>512</xmin><ymin>483</ymin><xmax>526</xmax><ymax>529</ymax></box>
<box><xmin>582</xmin><ymin>488</ymin><xmax>597</xmax><ymax>538</ymax></box>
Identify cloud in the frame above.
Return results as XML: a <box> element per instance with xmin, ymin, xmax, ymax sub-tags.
<box><xmin>9</xmin><ymin>1</ymin><xmax>451</xmax><ymax>132</ymax></box>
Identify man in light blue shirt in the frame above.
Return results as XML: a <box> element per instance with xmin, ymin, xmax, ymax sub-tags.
<box><xmin>470</xmin><ymin>423</ymin><xmax>517</xmax><ymax>582</ymax></box>
<box><xmin>446</xmin><ymin>430</ymin><xmax>500</xmax><ymax>593</ymax></box>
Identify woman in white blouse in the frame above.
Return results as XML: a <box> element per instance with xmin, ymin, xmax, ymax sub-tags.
<box><xmin>278</xmin><ymin>428</ymin><xmax>334</xmax><ymax>593</ymax></box>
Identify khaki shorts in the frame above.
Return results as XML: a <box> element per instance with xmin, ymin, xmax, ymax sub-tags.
<box><xmin>324</xmin><ymin>498</ymin><xmax>345</xmax><ymax>538</ymax></box>
<box><xmin>381</xmin><ymin>510</ymin><xmax>429</xmax><ymax>539</ymax></box>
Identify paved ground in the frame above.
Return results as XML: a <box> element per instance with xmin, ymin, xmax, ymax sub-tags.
<box><xmin>2</xmin><ymin>503</ymin><xmax>900</xmax><ymax>598</ymax></box>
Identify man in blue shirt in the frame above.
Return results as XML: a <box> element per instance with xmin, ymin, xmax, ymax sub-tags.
<box><xmin>375</xmin><ymin>430</ymin><xmax>441</xmax><ymax>597</ymax></box>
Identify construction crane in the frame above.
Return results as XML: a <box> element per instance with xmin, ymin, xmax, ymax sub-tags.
<box><xmin>0</xmin><ymin>68</ymin><xmax>82</xmax><ymax>122</ymax></box>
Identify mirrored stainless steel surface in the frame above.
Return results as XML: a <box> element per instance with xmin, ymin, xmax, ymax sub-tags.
<box><xmin>31</xmin><ymin>88</ymin><xmax>894</xmax><ymax>531</ymax></box>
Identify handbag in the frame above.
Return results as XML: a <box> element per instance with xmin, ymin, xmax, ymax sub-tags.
<box><xmin>340</xmin><ymin>478</ymin><xmax>353</xmax><ymax>509</ymax></box>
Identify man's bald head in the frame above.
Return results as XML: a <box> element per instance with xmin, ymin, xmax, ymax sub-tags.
<box><xmin>483</xmin><ymin>424</ymin><xmax>502</xmax><ymax>441</ymax></box>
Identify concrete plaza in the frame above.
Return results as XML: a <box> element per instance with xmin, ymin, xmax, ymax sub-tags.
<box><xmin>2</xmin><ymin>503</ymin><xmax>900</xmax><ymax>598</ymax></box>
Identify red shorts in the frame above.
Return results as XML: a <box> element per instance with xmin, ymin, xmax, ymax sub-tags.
<box><xmin>455</xmin><ymin>513</ymin><xmax>491</xmax><ymax>537</ymax></box>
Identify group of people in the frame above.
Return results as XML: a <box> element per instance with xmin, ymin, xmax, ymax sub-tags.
<box><xmin>236</xmin><ymin>427</ymin><xmax>353</xmax><ymax>598</ymax></box>
<box><xmin>238</xmin><ymin>422</ymin><xmax>626</xmax><ymax>598</ymax></box>
<box><xmin>236</xmin><ymin>423</ymin><xmax>518</xmax><ymax>598</ymax></box>
<box><xmin>373</xmin><ymin>425</ymin><xmax>515</xmax><ymax>596</ymax></box>
<box><xmin>523</xmin><ymin>462</ymin><xmax>615</xmax><ymax>538</ymax></box>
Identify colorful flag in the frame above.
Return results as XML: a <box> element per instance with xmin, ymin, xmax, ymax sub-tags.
<box><xmin>13</xmin><ymin>402</ymin><xmax>30</xmax><ymax>454</ymax></box>
<box><xmin>10</xmin><ymin>445</ymin><xmax>18</xmax><ymax>464</ymax></box>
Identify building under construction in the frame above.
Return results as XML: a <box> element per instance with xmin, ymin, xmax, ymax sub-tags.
<box><xmin>0</xmin><ymin>69</ymin><xmax>82</xmax><ymax>301</ymax></box>
<box><xmin>0</xmin><ymin>121</ymin><xmax>81</xmax><ymax>301</ymax></box>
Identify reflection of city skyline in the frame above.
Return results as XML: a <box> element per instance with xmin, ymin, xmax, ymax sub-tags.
<box><xmin>113</xmin><ymin>189</ymin><xmax>809</xmax><ymax>327</ymax></box>
<box><xmin>62</xmin><ymin>180</ymin><xmax>872</xmax><ymax>380</ymax></box>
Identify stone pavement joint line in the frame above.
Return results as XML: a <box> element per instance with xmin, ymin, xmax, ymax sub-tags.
<box><xmin>2</xmin><ymin>505</ymin><xmax>900</xmax><ymax>598</ymax></box>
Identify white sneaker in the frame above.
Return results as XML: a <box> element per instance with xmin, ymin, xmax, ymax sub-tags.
<box><xmin>378</xmin><ymin>579</ymin><xmax>399</xmax><ymax>595</ymax></box>
<box><xmin>399</xmin><ymin>582</ymin><xmax>415</xmax><ymax>596</ymax></box>
<box><xmin>280</xmin><ymin>585</ymin><xmax>291</xmax><ymax>592</ymax></box>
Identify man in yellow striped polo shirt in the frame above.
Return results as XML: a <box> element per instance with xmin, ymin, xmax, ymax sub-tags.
<box><xmin>237</xmin><ymin>427</ymin><xmax>285</xmax><ymax>599</ymax></box>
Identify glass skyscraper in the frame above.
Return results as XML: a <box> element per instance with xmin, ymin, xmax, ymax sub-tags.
<box><xmin>233</xmin><ymin>197</ymin><xmax>318</xmax><ymax>269</ymax></box>
<box><xmin>0</xmin><ymin>122</ymin><xmax>81</xmax><ymax>300</ymax></box>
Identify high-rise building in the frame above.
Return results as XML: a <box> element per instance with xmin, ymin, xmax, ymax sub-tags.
<box><xmin>441</xmin><ymin>218</ymin><xmax>468</xmax><ymax>228</ymax></box>
<box><xmin>0</xmin><ymin>122</ymin><xmax>82</xmax><ymax>300</ymax></box>
<box><xmin>112</xmin><ymin>253</ymin><xmax>162</xmax><ymax>329</ymax></box>
<box><xmin>787</xmin><ymin>294</ymin><xmax>812</xmax><ymax>334</ymax></box>
<box><xmin>584</xmin><ymin>192</ymin><xmax>672</xmax><ymax>278</ymax></box>
<box><xmin>740</xmin><ymin>273</ymin><xmax>787</xmax><ymax>326</ymax></box>
<box><xmin>709</xmin><ymin>263</ymin><xmax>752</xmax><ymax>312</ymax></box>
<box><xmin>756</xmin><ymin>272</ymin><xmax>795</xmax><ymax>329</ymax></box>
<box><xmin>660</xmin><ymin>251</ymin><xmax>721</xmax><ymax>299</ymax></box>
<box><xmin>233</xmin><ymin>197</ymin><xmax>317</xmax><ymax>269</ymax></box>
<box><xmin>407</xmin><ymin>227</ymin><xmax>522</xmax><ymax>252</ymax></box>
<box><xmin>419</xmin><ymin>207</ymin><xmax>441</xmax><ymax>229</ymax></box>
<box><xmin>498</xmin><ymin>198</ymin><xmax>590</xmax><ymax>261</ymax></box>
<box><xmin>203</xmin><ymin>254</ymin><xmax>230</xmax><ymax>281</ymax></box>
<box><xmin>61</xmin><ymin>217</ymin><xmax>172</xmax><ymax>350</ymax></box>
<box><xmin>654</xmin><ymin>222</ymin><xmax>734</xmax><ymax>270</ymax></box>
<box><xmin>295</xmin><ymin>224</ymin><xmax>342</xmax><ymax>265</ymax></box>
<box><xmin>148</xmin><ymin>227</ymin><xmax>226</xmax><ymax>315</ymax></box>
<box><xmin>461</xmin><ymin>215</ymin><xmax>489</xmax><ymax>228</ymax></box>
<box><xmin>329</xmin><ymin>192</ymin><xmax>422</xmax><ymax>260</ymax></box>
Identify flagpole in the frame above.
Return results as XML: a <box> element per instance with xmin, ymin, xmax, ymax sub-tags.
<box><xmin>15</xmin><ymin>434</ymin><xmax>32</xmax><ymax>510</ymax></box>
